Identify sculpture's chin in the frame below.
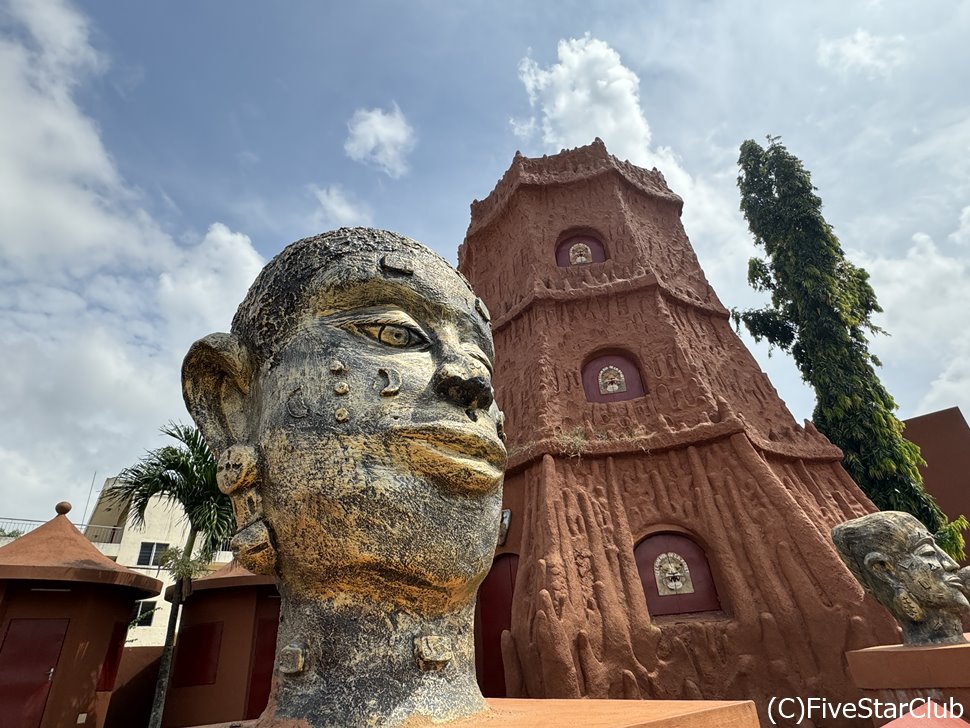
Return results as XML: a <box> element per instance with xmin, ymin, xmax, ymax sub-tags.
<box><xmin>274</xmin><ymin>557</ymin><xmax>490</xmax><ymax>614</ymax></box>
<box><xmin>944</xmin><ymin>575</ymin><xmax>970</xmax><ymax>604</ymax></box>
<box><xmin>954</xmin><ymin>567</ymin><xmax>970</xmax><ymax>597</ymax></box>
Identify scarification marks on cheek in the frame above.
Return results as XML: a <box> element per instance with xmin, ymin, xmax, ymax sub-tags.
<box><xmin>287</xmin><ymin>389</ymin><xmax>310</xmax><ymax>419</ymax></box>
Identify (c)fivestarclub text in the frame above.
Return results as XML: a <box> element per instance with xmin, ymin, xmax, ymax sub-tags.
<box><xmin>767</xmin><ymin>696</ymin><xmax>963</xmax><ymax>724</ymax></box>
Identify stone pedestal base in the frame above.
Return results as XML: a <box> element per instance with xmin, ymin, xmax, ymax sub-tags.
<box><xmin>190</xmin><ymin>698</ymin><xmax>759</xmax><ymax>728</ymax></box>
<box><xmin>846</xmin><ymin>635</ymin><xmax>970</xmax><ymax>726</ymax></box>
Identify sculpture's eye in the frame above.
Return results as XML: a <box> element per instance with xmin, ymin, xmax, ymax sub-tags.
<box><xmin>333</xmin><ymin>309</ymin><xmax>430</xmax><ymax>350</ymax></box>
<box><xmin>358</xmin><ymin>323</ymin><xmax>428</xmax><ymax>349</ymax></box>
<box><xmin>379</xmin><ymin>324</ymin><xmax>418</xmax><ymax>347</ymax></box>
<box><xmin>915</xmin><ymin>538</ymin><xmax>942</xmax><ymax>564</ymax></box>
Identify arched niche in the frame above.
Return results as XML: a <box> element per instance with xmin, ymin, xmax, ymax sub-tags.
<box><xmin>634</xmin><ymin>531</ymin><xmax>721</xmax><ymax>616</ymax></box>
<box><xmin>555</xmin><ymin>231</ymin><xmax>608</xmax><ymax>267</ymax></box>
<box><xmin>474</xmin><ymin>553</ymin><xmax>518</xmax><ymax>697</ymax></box>
<box><xmin>582</xmin><ymin>351</ymin><xmax>645</xmax><ymax>402</ymax></box>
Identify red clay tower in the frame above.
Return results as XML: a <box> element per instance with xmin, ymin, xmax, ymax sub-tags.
<box><xmin>459</xmin><ymin>140</ymin><xmax>897</xmax><ymax>725</ymax></box>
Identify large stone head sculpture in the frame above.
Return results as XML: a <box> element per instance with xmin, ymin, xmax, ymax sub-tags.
<box><xmin>182</xmin><ymin>228</ymin><xmax>506</xmax><ymax>727</ymax></box>
<box><xmin>832</xmin><ymin>511</ymin><xmax>969</xmax><ymax>646</ymax></box>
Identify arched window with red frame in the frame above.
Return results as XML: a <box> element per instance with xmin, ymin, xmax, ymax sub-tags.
<box><xmin>582</xmin><ymin>350</ymin><xmax>645</xmax><ymax>402</ymax></box>
<box><xmin>635</xmin><ymin>531</ymin><xmax>721</xmax><ymax>616</ymax></box>
<box><xmin>555</xmin><ymin>232</ymin><xmax>608</xmax><ymax>267</ymax></box>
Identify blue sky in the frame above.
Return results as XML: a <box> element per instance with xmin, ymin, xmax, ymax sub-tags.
<box><xmin>2</xmin><ymin>0</ymin><xmax>969</xmax><ymax>522</ymax></box>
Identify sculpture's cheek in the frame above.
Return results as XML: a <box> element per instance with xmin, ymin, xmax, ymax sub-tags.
<box><xmin>259</xmin><ymin>338</ymin><xmax>437</xmax><ymax>438</ymax></box>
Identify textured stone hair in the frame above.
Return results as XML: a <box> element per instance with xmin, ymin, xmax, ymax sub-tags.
<box><xmin>832</xmin><ymin>511</ymin><xmax>919</xmax><ymax>603</ymax></box>
<box><xmin>231</xmin><ymin>227</ymin><xmax>456</xmax><ymax>365</ymax></box>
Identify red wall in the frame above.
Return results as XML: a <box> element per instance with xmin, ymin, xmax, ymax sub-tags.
<box><xmin>0</xmin><ymin>581</ymin><xmax>141</xmax><ymax>728</ymax></box>
<box><xmin>104</xmin><ymin>646</ymin><xmax>162</xmax><ymax>728</ymax></box>
<box><xmin>162</xmin><ymin>585</ymin><xmax>279</xmax><ymax>727</ymax></box>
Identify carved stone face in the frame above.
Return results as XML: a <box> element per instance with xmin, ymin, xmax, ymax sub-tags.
<box><xmin>891</xmin><ymin>523</ymin><xmax>968</xmax><ymax>611</ymax></box>
<box><xmin>598</xmin><ymin>366</ymin><xmax>626</xmax><ymax>395</ymax></box>
<box><xmin>654</xmin><ymin>552</ymin><xmax>694</xmax><ymax>596</ymax></box>
<box><xmin>250</xmin><ymin>242</ymin><xmax>506</xmax><ymax>611</ymax></box>
<box><xmin>569</xmin><ymin>242</ymin><xmax>591</xmax><ymax>265</ymax></box>
<box><xmin>832</xmin><ymin>511</ymin><xmax>969</xmax><ymax>645</ymax></box>
<box><xmin>184</xmin><ymin>230</ymin><xmax>506</xmax><ymax>725</ymax></box>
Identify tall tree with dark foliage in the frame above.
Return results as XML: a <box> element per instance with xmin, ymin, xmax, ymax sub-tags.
<box><xmin>735</xmin><ymin>136</ymin><xmax>966</xmax><ymax>559</ymax></box>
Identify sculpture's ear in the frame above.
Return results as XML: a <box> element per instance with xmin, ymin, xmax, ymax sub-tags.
<box><xmin>863</xmin><ymin>551</ymin><xmax>898</xmax><ymax>586</ymax></box>
<box><xmin>182</xmin><ymin>333</ymin><xmax>252</xmax><ymax>457</ymax></box>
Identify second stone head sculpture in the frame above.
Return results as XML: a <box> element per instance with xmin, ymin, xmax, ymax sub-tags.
<box><xmin>181</xmin><ymin>228</ymin><xmax>507</xmax><ymax>727</ymax></box>
<box><xmin>832</xmin><ymin>511</ymin><xmax>970</xmax><ymax>646</ymax></box>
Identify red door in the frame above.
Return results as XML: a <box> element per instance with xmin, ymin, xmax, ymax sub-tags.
<box><xmin>474</xmin><ymin>554</ymin><xmax>518</xmax><ymax>697</ymax></box>
<box><xmin>246</xmin><ymin>592</ymin><xmax>281</xmax><ymax>719</ymax></box>
<box><xmin>0</xmin><ymin>618</ymin><xmax>70</xmax><ymax>728</ymax></box>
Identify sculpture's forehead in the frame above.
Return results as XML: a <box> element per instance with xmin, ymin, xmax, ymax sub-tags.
<box><xmin>880</xmin><ymin>514</ymin><xmax>931</xmax><ymax>551</ymax></box>
<box><xmin>305</xmin><ymin>249</ymin><xmax>491</xmax><ymax>342</ymax></box>
<box><xmin>904</xmin><ymin>525</ymin><xmax>932</xmax><ymax>549</ymax></box>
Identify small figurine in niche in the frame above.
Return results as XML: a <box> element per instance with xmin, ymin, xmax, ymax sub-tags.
<box><xmin>832</xmin><ymin>511</ymin><xmax>970</xmax><ymax>646</ymax></box>
<box><xmin>598</xmin><ymin>365</ymin><xmax>627</xmax><ymax>395</ymax></box>
<box><xmin>183</xmin><ymin>228</ymin><xmax>507</xmax><ymax>727</ymax></box>
<box><xmin>569</xmin><ymin>242</ymin><xmax>592</xmax><ymax>265</ymax></box>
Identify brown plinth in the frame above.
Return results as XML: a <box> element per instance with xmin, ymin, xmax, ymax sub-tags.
<box><xmin>191</xmin><ymin>698</ymin><xmax>759</xmax><ymax>728</ymax></box>
<box><xmin>461</xmin><ymin>699</ymin><xmax>759</xmax><ymax>727</ymax></box>
<box><xmin>883</xmin><ymin>700</ymin><xmax>968</xmax><ymax>727</ymax></box>
<box><xmin>846</xmin><ymin>637</ymin><xmax>970</xmax><ymax>726</ymax></box>
<box><xmin>848</xmin><ymin>636</ymin><xmax>970</xmax><ymax>690</ymax></box>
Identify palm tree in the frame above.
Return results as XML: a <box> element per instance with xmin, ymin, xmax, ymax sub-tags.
<box><xmin>106</xmin><ymin>422</ymin><xmax>235</xmax><ymax>728</ymax></box>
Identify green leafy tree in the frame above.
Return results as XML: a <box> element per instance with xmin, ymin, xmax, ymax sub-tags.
<box><xmin>106</xmin><ymin>422</ymin><xmax>234</xmax><ymax>728</ymax></box>
<box><xmin>735</xmin><ymin>136</ymin><xmax>967</xmax><ymax>559</ymax></box>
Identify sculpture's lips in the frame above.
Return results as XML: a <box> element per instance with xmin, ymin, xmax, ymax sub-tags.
<box><xmin>394</xmin><ymin>423</ymin><xmax>507</xmax><ymax>471</ymax></box>
<box><xmin>945</xmin><ymin>574</ymin><xmax>970</xmax><ymax>598</ymax></box>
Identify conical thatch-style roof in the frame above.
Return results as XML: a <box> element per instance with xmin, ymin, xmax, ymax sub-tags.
<box><xmin>164</xmin><ymin>558</ymin><xmax>276</xmax><ymax>601</ymax></box>
<box><xmin>0</xmin><ymin>502</ymin><xmax>161</xmax><ymax>599</ymax></box>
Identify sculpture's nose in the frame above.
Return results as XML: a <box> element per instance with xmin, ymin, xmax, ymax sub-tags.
<box><xmin>938</xmin><ymin>548</ymin><xmax>960</xmax><ymax>571</ymax></box>
<box><xmin>433</xmin><ymin>358</ymin><xmax>494</xmax><ymax>412</ymax></box>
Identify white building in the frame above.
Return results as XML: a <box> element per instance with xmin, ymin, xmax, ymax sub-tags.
<box><xmin>0</xmin><ymin>478</ymin><xmax>233</xmax><ymax>645</ymax></box>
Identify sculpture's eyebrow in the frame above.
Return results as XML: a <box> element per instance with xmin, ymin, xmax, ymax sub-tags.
<box><xmin>316</xmin><ymin>276</ymin><xmax>443</xmax><ymax>317</ymax></box>
<box><xmin>321</xmin><ymin>306</ymin><xmax>425</xmax><ymax>328</ymax></box>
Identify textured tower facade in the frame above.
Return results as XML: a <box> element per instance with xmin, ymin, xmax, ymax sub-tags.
<box><xmin>459</xmin><ymin>141</ymin><xmax>897</xmax><ymax>725</ymax></box>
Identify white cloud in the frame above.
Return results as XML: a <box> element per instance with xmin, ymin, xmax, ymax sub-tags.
<box><xmin>344</xmin><ymin>103</ymin><xmax>416</xmax><ymax>178</ymax></box>
<box><xmin>517</xmin><ymin>35</ymin><xmax>652</xmax><ymax>158</ymax></box>
<box><xmin>158</xmin><ymin>223</ymin><xmax>266</xmax><ymax>340</ymax></box>
<box><xmin>309</xmin><ymin>184</ymin><xmax>373</xmax><ymax>228</ymax></box>
<box><xmin>852</xmin><ymin>226</ymin><xmax>970</xmax><ymax>417</ymax></box>
<box><xmin>818</xmin><ymin>29</ymin><xmax>908</xmax><ymax>79</ymax></box>
<box><xmin>511</xmin><ymin>35</ymin><xmax>753</xmax><ymax>294</ymax></box>
<box><xmin>948</xmin><ymin>204</ymin><xmax>970</xmax><ymax>245</ymax></box>
<box><xmin>5</xmin><ymin>0</ymin><xmax>105</xmax><ymax>82</ymax></box>
<box><xmin>919</xmin><ymin>336</ymin><xmax>970</xmax><ymax>415</ymax></box>
<box><xmin>0</xmin><ymin>0</ymin><xmax>264</xmax><ymax>522</ymax></box>
<box><xmin>509</xmin><ymin>115</ymin><xmax>536</xmax><ymax>140</ymax></box>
